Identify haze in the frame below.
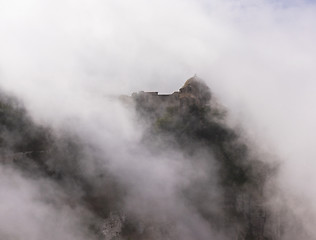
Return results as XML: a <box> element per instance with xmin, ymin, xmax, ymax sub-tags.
<box><xmin>0</xmin><ymin>0</ymin><xmax>316</xmax><ymax>239</ymax></box>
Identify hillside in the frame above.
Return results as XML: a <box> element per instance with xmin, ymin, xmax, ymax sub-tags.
<box><xmin>0</xmin><ymin>78</ymin><xmax>308</xmax><ymax>240</ymax></box>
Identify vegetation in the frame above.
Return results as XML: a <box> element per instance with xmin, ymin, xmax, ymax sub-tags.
<box><xmin>0</xmin><ymin>92</ymin><xmax>123</xmax><ymax>239</ymax></box>
<box><xmin>0</xmin><ymin>82</ymin><xmax>305</xmax><ymax>240</ymax></box>
<box><xmin>133</xmin><ymin>83</ymin><xmax>279</xmax><ymax>240</ymax></box>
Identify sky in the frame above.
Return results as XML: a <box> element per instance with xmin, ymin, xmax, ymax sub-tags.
<box><xmin>0</xmin><ymin>0</ymin><xmax>316</xmax><ymax>239</ymax></box>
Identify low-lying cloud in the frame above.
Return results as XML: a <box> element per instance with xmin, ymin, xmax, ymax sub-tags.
<box><xmin>0</xmin><ymin>0</ymin><xmax>316</xmax><ymax>239</ymax></box>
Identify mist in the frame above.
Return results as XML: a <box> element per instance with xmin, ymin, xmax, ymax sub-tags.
<box><xmin>1</xmin><ymin>0</ymin><xmax>316</xmax><ymax>239</ymax></box>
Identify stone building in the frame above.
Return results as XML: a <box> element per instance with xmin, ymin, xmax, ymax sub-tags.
<box><xmin>132</xmin><ymin>76</ymin><xmax>211</xmax><ymax>115</ymax></box>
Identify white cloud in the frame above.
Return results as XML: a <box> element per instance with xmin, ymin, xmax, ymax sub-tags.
<box><xmin>1</xmin><ymin>0</ymin><xmax>316</xmax><ymax>238</ymax></box>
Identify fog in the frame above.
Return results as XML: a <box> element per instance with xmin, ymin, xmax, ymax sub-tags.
<box><xmin>0</xmin><ymin>0</ymin><xmax>316</xmax><ymax>239</ymax></box>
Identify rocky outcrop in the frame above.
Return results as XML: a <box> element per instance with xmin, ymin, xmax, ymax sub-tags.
<box><xmin>132</xmin><ymin>76</ymin><xmax>212</xmax><ymax>121</ymax></box>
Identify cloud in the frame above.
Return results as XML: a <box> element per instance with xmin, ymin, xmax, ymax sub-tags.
<box><xmin>1</xmin><ymin>0</ymin><xmax>316</xmax><ymax>239</ymax></box>
<box><xmin>0</xmin><ymin>164</ymin><xmax>97</xmax><ymax>240</ymax></box>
